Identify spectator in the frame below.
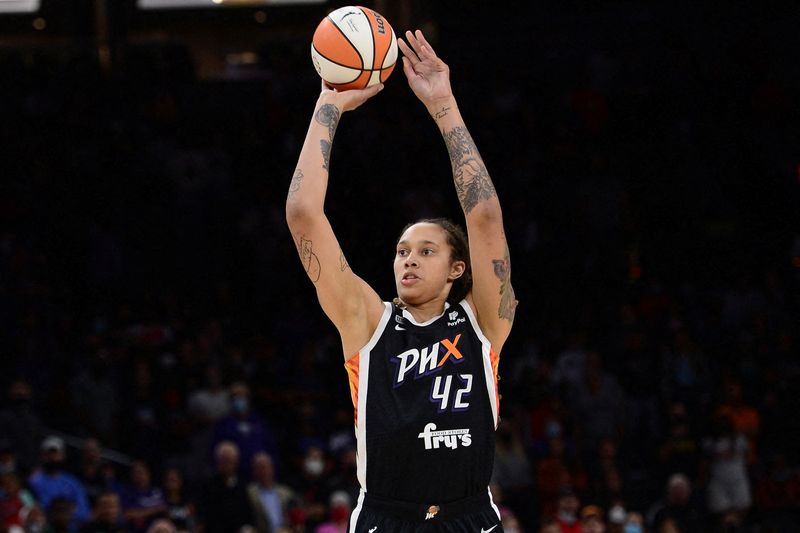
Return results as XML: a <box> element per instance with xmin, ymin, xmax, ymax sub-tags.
<box><xmin>657</xmin><ymin>401</ymin><xmax>700</xmax><ymax>482</ymax></box>
<box><xmin>77</xmin><ymin>439</ymin><xmax>106</xmax><ymax>504</ymax></box>
<box><xmin>146</xmin><ymin>519</ymin><xmax>177</xmax><ymax>533</ymax></box>
<box><xmin>321</xmin><ymin>447</ymin><xmax>359</xmax><ymax>508</ymax></box>
<box><xmin>754</xmin><ymin>453</ymin><xmax>800</xmax><ymax>532</ymax></box>
<box><xmin>187</xmin><ymin>364</ymin><xmax>229</xmax><ymax>425</ymax></box>
<box><xmin>554</xmin><ymin>487</ymin><xmax>582</xmax><ymax>533</ymax></box>
<box><xmin>286</xmin><ymin>446</ymin><xmax>329</xmax><ymax>530</ymax></box>
<box><xmin>569</xmin><ymin>352</ymin><xmax>625</xmax><ymax>455</ymax></box>
<box><xmin>162</xmin><ymin>468</ymin><xmax>195</xmax><ymax>533</ymax></box>
<box><xmin>29</xmin><ymin>436</ymin><xmax>91</xmax><ymax>528</ymax></box>
<box><xmin>0</xmin><ymin>472</ymin><xmax>37</xmax><ymax>531</ymax></box>
<box><xmin>248</xmin><ymin>452</ymin><xmax>294</xmax><ymax>533</ymax></box>
<box><xmin>0</xmin><ymin>379</ymin><xmax>44</xmax><ymax>474</ymax></box>
<box><xmin>540</xmin><ymin>519</ymin><xmax>562</xmax><ymax>533</ymax></box>
<box><xmin>210</xmin><ymin>383</ymin><xmax>278</xmax><ymax>481</ymax></box>
<box><xmin>623</xmin><ymin>512</ymin><xmax>644</xmax><ymax>533</ymax></box>
<box><xmin>537</xmin><ymin>435</ymin><xmax>586</xmax><ymax>519</ymax></box>
<box><xmin>606</xmin><ymin>504</ymin><xmax>626</xmax><ymax>533</ymax></box>
<box><xmin>715</xmin><ymin>378</ymin><xmax>760</xmax><ymax>464</ymax></box>
<box><xmin>650</xmin><ymin>473</ymin><xmax>704</xmax><ymax>533</ymax></box>
<box><xmin>44</xmin><ymin>496</ymin><xmax>76</xmax><ymax>533</ymax></box>
<box><xmin>197</xmin><ymin>441</ymin><xmax>256</xmax><ymax>533</ymax></box>
<box><xmin>0</xmin><ymin>439</ymin><xmax>16</xmax><ymax>475</ymax></box>
<box><xmin>580</xmin><ymin>505</ymin><xmax>605</xmax><ymax>533</ymax></box>
<box><xmin>492</xmin><ymin>420</ymin><xmax>535</xmax><ymax>523</ymax></box>
<box><xmin>80</xmin><ymin>491</ymin><xmax>128</xmax><ymax>533</ymax></box>
<box><xmin>702</xmin><ymin>415</ymin><xmax>751</xmax><ymax>528</ymax></box>
<box><xmin>313</xmin><ymin>491</ymin><xmax>349</xmax><ymax>533</ymax></box>
<box><xmin>122</xmin><ymin>461</ymin><xmax>167</xmax><ymax>533</ymax></box>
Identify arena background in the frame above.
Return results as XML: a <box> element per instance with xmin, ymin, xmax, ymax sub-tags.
<box><xmin>1</xmin><ymin>1</ymin><xmax>799</xmax><ymax>532</ymax></box>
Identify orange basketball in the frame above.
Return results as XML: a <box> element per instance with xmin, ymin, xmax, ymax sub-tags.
<box><xmin>311</xmin><ymin>6</ymin><xmax>398</xmax><ymax>91</ymax></box>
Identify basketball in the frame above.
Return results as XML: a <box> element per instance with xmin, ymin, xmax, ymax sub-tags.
<box><xmin>311</xmin><ymin>6</ymin><xmax>398</xmax><ymax>91</ymax></box>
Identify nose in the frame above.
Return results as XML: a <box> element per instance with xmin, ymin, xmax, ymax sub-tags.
<box><xmin>404</xmin><ymin>255</ymin><xmax>418</xmax><ymax>268</ymax></box>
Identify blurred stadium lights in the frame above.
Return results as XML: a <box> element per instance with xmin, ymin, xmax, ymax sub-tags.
<box><xmin>137</xmin><ymin>0</ymin><xmax>324</xmax><ymax>9</ymax></box>
<box><xmin>0</xmin><ymin>0</ymin><xmax>40</xmax><ymax>13</ymax></box>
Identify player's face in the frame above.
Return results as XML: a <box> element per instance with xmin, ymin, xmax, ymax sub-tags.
<box><xmin>394</xmin><ymin>223</ymin><xmax>464</xmax><ymax>306</ymax></box>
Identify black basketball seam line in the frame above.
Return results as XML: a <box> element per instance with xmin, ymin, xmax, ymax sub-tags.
<box><xmin>313</xmin><ymin>44</ymin><xmax>394</xmax><ymax>76</ymax></box>
<box><xmin>357</xmin><ymin>6</ymin><xmax>377</xmax><ymax>79</ymax></box>
<box><xmin>379</xmin><ymin>28</ymin><xmax>397</xmax><ymax>82</ymax></box>
<box><xmin>312</xmin><ymin>43</ymin><xmax>395</xmax><ymax>72</ymax></box>
<box><xmin>327</xmin><ymin>14</ymin><xmax>367</xmax><ymax>72</ymax></box>
<box><xmin>312</xmin><ymin>44</ymin><xmax>363</xmax><ymax>84</ymax></box>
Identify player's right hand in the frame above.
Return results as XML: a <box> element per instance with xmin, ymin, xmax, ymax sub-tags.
<box><xmin>318</xmin><ymin>79</ymin><xmax>384</xmax><ymax>113</ymax></box>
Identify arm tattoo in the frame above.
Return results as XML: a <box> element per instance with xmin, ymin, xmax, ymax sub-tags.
<box><xmin>288</xmin><ymin>168</ymin><xmax>304</xmax><ymax>199</ymax></box>
<box><xmin>314</xmin><ymin>103</ymin><xmax>341</xmax><ymax>140</ymax></box>
<box><xmin>315</xmin><ymin>104</ymin><xmax>340</xmax><ymax>170</ymax></box>
<box><xmin>442</xmin><ymin>126</ymin><xmax>497</xmax><ymax>214</ymax></box>
<box><xmin>320</xmin><ymin>140</ymin><xmax>332</xmax><ymax>171</ymax></box>
<box><xmin>339</xmin><ymin>248</ymin><xmax>350</xmax><ymax>272</ymax></box>
<box><xmin>296</xmin><ymin>235</ymin><xmax>321</xmax><ymax>283</ymax></box>
<box><xmin>493</xmin><ymin>246</ymin><xmax>517</xmax><ymax>321</ymax></box>
<box><xmin>433</xmin><ymin>106</ymin><xmax>451</xmax><ymax>120</ymax></box>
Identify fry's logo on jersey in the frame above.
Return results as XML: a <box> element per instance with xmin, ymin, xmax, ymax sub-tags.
<box><xmin>392</xmin><ymin>334</ymin><xmax>464</xmax><ymax>387</ymax></box>
<box><xmin>417</xmin><ymin>423</ymin><xmax>472</xmax><ymax>450</ymax></box>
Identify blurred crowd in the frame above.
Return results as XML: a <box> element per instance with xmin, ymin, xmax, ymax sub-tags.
<box><xmin>2</xmin><ymin>3</ymin><xmax>800</xmax><ymax>533</ymax></box>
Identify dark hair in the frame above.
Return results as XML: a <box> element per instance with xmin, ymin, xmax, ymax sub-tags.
<box><xmin>397</xmin><ymin>218</ymin><xmax>472</xmax><ymax>304</ymax></box>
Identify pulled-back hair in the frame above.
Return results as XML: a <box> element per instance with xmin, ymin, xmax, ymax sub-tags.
<box><xmin>397</xmin><ymin>218</ymin><xmax>472</xmax><ymax>305</ymax></box>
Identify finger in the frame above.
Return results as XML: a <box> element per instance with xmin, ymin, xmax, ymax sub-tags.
<box><xmin>415</xmin><ymin>30</ymin><xmax>438</xmax><ymax>58</ymax></box>
<box><xmin>404</xmin><ymin>30</ymin><xmax>425</xmax><ymax>59</ymax></box>
<box><xmin>401</xmin><ymin>56</ymin><xmax>419</xmax><ymax>80</ymax></box>
<box><xmin>397</xmin><ymin>38</ymin><xmax>419</xmax><ymax>65</ymax></box>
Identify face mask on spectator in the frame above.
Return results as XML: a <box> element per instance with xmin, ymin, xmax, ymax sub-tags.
<box><xmin>232</xmin><ymin>397</ymin><xmax>248</xmax><ymax>414</ymax></box>
<box><xmin>558</xmin><ymin>510</ymin><xmax>577</xmax><ymax>524</ymax></box>
<box><xmin>624</xmin><ymin>524</ymin><xmax>643</xmax><ymax>533</ymax></box>
<box><xmin>304</xmin><ymin>457</ymin><xmax>324</xmax><ymax>477</ymax></box>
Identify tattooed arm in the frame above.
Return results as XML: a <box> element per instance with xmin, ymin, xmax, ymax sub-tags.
<box><xmin>286</xmin><ymin>81</ymin><xmax>385</xmax><ymax>360</ymax></box>
<box><xmin>399</xmin><ymin>30</ymin><xmax>517</xmax><ymax>350</ymax></box>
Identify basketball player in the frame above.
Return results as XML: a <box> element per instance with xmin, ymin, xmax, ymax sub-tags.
<box><xmin>286</xmin><ymin>30</ymin><xmax>517</xmax><ymax>532</ymax></box>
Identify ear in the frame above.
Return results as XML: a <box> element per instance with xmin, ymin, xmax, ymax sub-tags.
<box><xmin>447</xmin><ymin>260</ymin><xmax>466</xmax><ymax>282</ymax></box>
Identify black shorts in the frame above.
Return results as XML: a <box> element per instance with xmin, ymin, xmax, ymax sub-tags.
<box><xmin>348</xmin><ymin>490</ymin><xmax>504</xmax><ymax>533</ymax></box>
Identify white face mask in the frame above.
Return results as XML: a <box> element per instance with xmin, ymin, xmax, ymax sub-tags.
<box><xmin>558</xmin><ymin>510</ymin><xmax>577</xmax><ymax>524</ymax></box>
<box><xmin>304</xmin><ymin>457</ymin><xmax>324</xmax><ymax>476</ymax></box>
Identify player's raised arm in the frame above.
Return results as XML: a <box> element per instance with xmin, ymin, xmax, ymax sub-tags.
<box><xmin>286</xmin><ymin>81</ymin><xmax>385</xmax><ymax>359</ymax></box>
<box><xmin>398</xmin><ymin>30</ymin><xmax>518</xmax><ymax>350</ymax></box>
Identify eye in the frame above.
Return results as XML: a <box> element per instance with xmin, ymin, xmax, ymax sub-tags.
<box><xmin>397</xmin><ymin>249</ymin><xmax>409</xmax><ymax>257</ymax></box>
<box><xmin>422</xmin><ymin>248</ymin><xmax>434</xmax><ymax>256</ymax></box>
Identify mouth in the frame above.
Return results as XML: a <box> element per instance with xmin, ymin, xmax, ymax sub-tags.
<box><xmin>400</xmin><ymin>272</ymin><xmax>420</xmax><ymax>286</ymax></box>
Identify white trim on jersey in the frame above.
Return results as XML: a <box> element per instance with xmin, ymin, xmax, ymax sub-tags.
<box><xmin>349</xmin><ymin>489</ymin><xmax>366</xmax><ymax>533</ymax></box>
<box><xmin>401</xmin><ymin>301</ymin><xmax>450</xmax><ymax>327</ymax></box>
<box><xmin>355</xmin><ymin>302</ymin><xmax>393</xmax><ymax>491</ymax></box>
<box><xmin>460</xmin><ymin>299</ymin><xmax>499</xmax><ymax>428</ymax></box>
<box><xmin>487</xmin><ymin>485</ymin><xmax>502</xmax><ymax>521</ymax></box>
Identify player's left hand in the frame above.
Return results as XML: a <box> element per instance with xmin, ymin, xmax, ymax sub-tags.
<box><xmin>398</xmin><ymin>30</ymin><xmax>453</xmax><ymax>110</ymax></box>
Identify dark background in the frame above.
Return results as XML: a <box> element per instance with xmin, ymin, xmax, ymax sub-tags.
<box><xmin>1</xmin><ymin>1</ymin><xmax>799</xmax><ymax>532</ymax></box>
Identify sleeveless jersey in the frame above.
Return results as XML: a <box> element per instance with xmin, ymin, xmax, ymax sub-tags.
<box><xmin>344</xmin><ymin>300</ymin><xmax>500</xmax><ymax>503</ymax></box>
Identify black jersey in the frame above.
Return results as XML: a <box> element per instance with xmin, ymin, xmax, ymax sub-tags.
<box><xmin>344</xmin><ymin>300</ymin><xmax>500</xmax><ymax>505</ymax></box>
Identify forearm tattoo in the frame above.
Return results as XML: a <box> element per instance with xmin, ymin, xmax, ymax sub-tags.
<box><xmin>493</xmin><ymin>245</ymin><xmax>517</xmax><ymax>321</ymax></box>
<box><xmin>296</xmin><ymin>235</ymin><xmax>321</xmax><ymax>283</ymax></box>
<box><xmin>320</xmin><ymin>140</ymin><xmax>332</xmax><ymax>171</ymax></box>
<box><xmin>339</xmin><ymin>248</ymin><xmax>350</xmax><ymax>272</ymax></box>
<box><xmin>315</xmin><ymin>103</ymin><xmax>340</xmax><ymax>170</ymax></box>
<box><xmin>442</xmin><ymin>126</ymin><xmax>497</xmax><ymax>214</ymax></box>
<box><xmin>288</xmin><ymin>168</ymin><xmax>304</xmax><ymax>199</ymax></box>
